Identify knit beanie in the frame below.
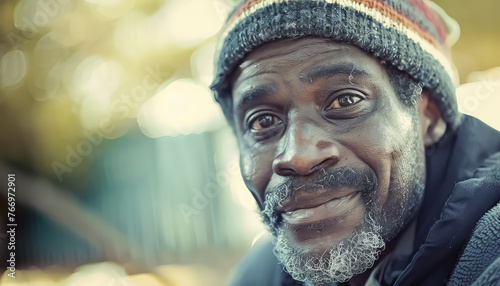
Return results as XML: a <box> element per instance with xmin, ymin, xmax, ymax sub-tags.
<box><xmin>210</xmin><ymin>0</ymin><xmax>462</xmax><ymax>129</ymax></box>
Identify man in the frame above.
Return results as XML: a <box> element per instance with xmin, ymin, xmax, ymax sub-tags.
<box><xmin>210</xmin><ymin>0</ymin><xmax>500</xmax><ymax>285</ymax></box>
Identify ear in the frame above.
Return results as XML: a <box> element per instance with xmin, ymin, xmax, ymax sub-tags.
<box><xmin>417</xmin><ymin>91</ymin><xmax>447</xmax><ymax>147</ymax></box>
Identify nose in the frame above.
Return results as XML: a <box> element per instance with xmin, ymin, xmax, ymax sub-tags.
<box><xmin>272</xmin><ymin>122</ymin><xmax>340</xmax><ymax>176</ymax></box>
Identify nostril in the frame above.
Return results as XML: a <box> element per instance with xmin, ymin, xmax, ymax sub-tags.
<box><xmin>277</xmin><ymin>167</ymin><xmax>297</xmax><ymax>176</ymax></box>
<box><xmin>273</xmin><ymin>156</ymin><xmax>311</xmax><ymax>176</ymax></box>
<box><xmin>272</xmin><ymin>137</ymin><xmax>340</xmax><ymax>176</ymax></box>
<box><xmin>272</xmin><ymin>159</ymin><xmax>298</xmax><ymax>176</ymax></box>
<box><xmin>310</xmin><ymin>157</ymin><xmax>338</xmax><ymax>173</ymax></box>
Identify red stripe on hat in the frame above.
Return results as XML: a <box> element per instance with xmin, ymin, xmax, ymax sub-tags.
<box><xmin>224</xmin><ymin>0</ymin><xmax>443</xmax><ymax>51</ymax></box>
<box><xmin>408</xmin><ymin>0</ymin><xmax>450</xmax><ymax>52</ymax></box>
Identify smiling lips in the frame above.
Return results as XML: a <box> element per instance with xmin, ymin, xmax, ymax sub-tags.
<box><xmin>280</xmin><ymin>191</ymin><xmax>360</xmax><ymax>225</ymax></box>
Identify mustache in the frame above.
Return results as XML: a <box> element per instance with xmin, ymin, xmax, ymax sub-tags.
<box><xmin>262</xmin><ymin>166</ymin><xmax>378</xmax><ymax>231</ymax></box>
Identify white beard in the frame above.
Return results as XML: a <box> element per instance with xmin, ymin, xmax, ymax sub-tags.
<box><xmin>260</xmin><ymin>165</ymin><xmax>424</xmax><ymax>285</ymax></box>
<box><xmin>273</xmin><ymin>213</ymin><xmax>385</xmax><ymax>285</ymax></box>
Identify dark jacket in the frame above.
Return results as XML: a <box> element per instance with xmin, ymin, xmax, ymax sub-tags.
<box><xmin>228</xmin><ymin>115</ymin><xmax>500</xmax><ymax>286</ymax></box>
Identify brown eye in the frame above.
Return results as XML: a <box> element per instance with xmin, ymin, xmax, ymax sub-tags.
<box><xmin>251</xmin><ymin>114</ymin><xmax>282</xmax><ymax>130</ymax></box>
<box><xmin>329</xmin><ymin>94</ymin><xmax>363</xmax><ymax>109</ymax></box>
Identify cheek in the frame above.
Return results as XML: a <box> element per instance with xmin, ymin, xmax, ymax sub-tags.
<box><xmin>239</xmin><ymin>148</ymin><xmax>275</xmax><ymax>202</ymax></box>
<box><xmin>351</xmin><ymin>133</ymin><xmax>392</xmax><ymax>208</ymax></box>
<box><xmin>346</xmin><ymin>111</ymin><xmax>416</xmax><ymax>208</ymax></box>
<box><xmin>240</xmin><ymin>152</ymin><xmax>256</xmax><ymax>182</ymax></box>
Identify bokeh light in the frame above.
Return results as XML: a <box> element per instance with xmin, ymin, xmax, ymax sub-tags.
<box><xmin>138</xmin><ymin>78</ymin><xmax>223</xmax><ymax>137</ymax></box>
<box><xmin>1</xmin><ymin>50</ymin><xmax>27</xmax><ymax>87</ymax></box>
<box><xmin>153</xmin><ymin>0</ymin><xmax>224</xmax><ymax>48</ymax></box>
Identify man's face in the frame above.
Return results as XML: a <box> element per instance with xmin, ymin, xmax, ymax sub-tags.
<box><xmin>230</xmin><ymin>37</ymin><xmax>426</xmax><ymax>284</ymax></box>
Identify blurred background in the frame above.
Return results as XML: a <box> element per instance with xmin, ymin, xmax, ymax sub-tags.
<box><xmin>0</xmin><ymin>0</ymin><xmax>499</xmax><ymax>285</ymax></box>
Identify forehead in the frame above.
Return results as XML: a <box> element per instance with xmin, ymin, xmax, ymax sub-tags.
<box><xmin>231</xmin><ymin>37</ymin><xmax>387</xmax><ymax>89</ymax></box>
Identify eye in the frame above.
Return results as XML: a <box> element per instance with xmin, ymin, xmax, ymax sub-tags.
<box><xmin>328</xmin><ymin>94</ymin><xmax>363</xmax><ymax>109</ymax></box>
<box><xmin>250</xmin><ymin>114</ymin><xmax>283</xmax><ymax>131</ymax></box>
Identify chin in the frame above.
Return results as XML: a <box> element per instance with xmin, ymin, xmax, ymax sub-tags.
<box><xmin>272</xmin><ymin>212</ymin><xmax>385</xmax><ymax>285</ymax></box>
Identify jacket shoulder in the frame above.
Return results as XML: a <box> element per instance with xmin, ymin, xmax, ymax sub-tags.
<box><xmin>472</xmin><ymin>256</ymin><xmax>500</xmax><ymax>286</ymax></box>
<box><xmin>449</xmin><ymin>152</ymin><xmax>500</xmax><ymax>286</ymax></box>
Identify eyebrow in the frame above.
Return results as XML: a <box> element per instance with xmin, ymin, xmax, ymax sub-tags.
<box><xmin>301</xmin><ymin>63</ymin><xmax>370</xmax><ymax>83</ymax></box>
<box><xmin>236</xmin><ymin>83</ymin><xmax>278</xmax><ymax>111</ymax></box>
<box><xmin>235</xmin><ymin>63</ymin><xmax>371</xmax><ymax>111</ymax></box>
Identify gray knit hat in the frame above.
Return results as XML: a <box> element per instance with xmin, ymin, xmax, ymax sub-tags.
<box><xmin>210</xmin><ymin>0</ymin><xmax>462</xmax><ymax>128</ymax></box>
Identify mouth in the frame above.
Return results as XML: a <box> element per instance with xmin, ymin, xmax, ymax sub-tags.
<box><xmin>281</xmin><ymin>192</ymin><xmax>360</xmax><ymax>225</ymax></box>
